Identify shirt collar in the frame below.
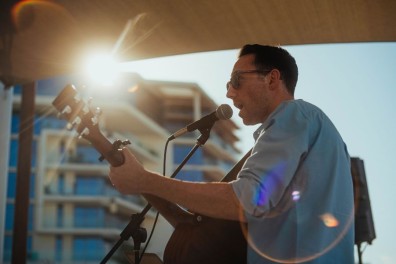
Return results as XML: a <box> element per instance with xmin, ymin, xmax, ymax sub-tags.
<box><xmin>252</xmin><ymin>99</ymin><xmax>297</xmax><ymax>140</ymax></box>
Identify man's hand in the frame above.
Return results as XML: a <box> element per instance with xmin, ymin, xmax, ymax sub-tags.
<box><xmin>108</xmin><ymin>148</ymin><xmax>146</xmax><ymax>195</ymax></box>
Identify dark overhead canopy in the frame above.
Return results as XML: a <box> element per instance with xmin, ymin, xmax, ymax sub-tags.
<box><xmin>1</xmin><ymin>0</ymin><xmax>396</xmax><ymax>85</ymax></box>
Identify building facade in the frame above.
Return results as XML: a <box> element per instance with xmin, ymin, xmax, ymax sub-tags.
<box><xmin>2</xmin><ymin>74</ymin><xmax>240</xmax><ymax>263</ymax></box>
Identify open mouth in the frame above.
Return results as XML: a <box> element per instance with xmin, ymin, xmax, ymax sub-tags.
<box><xmin>235</xmin><ymin>102</ymin><xmax>243</xmax><ymax>110</ymax></box>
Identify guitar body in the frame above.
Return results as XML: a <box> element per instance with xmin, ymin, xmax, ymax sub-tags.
<box><xmin>163</xmin><ymin>151</ymin><xmax>252</xmax><ymax>264</ymax></box>
<box><xmin>164</xmin><ymin>217</ymin><xmax>247</xmax><ymax>264</ymax></box>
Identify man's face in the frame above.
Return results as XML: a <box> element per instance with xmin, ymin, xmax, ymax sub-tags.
<box><xmin>226</xmin><ymin>54</ymin><xmax>272</xmax><ymax>125</ymax></box>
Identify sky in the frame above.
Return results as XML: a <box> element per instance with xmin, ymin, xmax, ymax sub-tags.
<box><xmin>121</xmin><ymin>42</ymin><xmax>396</xmax><ymax>264</ymax></box>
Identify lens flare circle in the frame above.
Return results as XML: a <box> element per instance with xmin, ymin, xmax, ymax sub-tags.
<box><xmin>237</xmin><ymin>192</ymin><xmax>354</xmax><ymax>263</ymax></box>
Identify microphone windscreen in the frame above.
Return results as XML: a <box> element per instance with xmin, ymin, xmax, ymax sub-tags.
<box><xmin>216</xmin><ymin>104</ymin><xmax>233</xmax><ymax>120</ymax></box>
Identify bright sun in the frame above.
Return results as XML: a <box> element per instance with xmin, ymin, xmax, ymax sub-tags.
<box><xmin>84</xmin><ymin>53</ymin><xmax>119</xmax><ymax>86</ymax></box>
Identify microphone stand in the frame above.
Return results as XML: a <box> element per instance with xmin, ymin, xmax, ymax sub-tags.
<box><xmin>101</xmin><ymin>126</ymin><xmax>213</xmax><ymax>264</ymax></box>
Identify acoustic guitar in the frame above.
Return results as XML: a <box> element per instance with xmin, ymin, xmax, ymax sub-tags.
<box><xmin>52</xmin><ymin>84</ymin><xmax>248</xmax><ymax>264</ymax></box>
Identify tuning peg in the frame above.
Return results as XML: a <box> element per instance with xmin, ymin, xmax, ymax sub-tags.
<box><xmin>78</xmin><ymin>127</ymin><xmax>90</xmax><ymax>139</ymax></box>
<box><xmin>59</xmin><ymin>105</ymin><xmax>72</xmax><ymax>116</ymax></box>
<box><xmin>91</xmin><ymin>107</ymin><xmax>102</xmax><ymax>126</ymax></box>
<box><xmin>81</xmin><ymin>97</ymin><xmax>93</xmax><ymax>115</ymax></box>
<box><xmin>66</xmin><ymin>116</ymin><xmax>82</xmax><ymax>130</ymax></box>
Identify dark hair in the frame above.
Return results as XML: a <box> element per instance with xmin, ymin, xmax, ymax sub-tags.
<box><xmin>239</xmin><ymin>44</ymin><xmax>298</xmax><ymax>95</ymax></box>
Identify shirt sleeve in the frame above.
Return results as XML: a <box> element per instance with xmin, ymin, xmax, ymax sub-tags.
<box><xmin>231</xmin><ymin>102</ymin><xmax>311</xmax><ymax>219</ymax></box>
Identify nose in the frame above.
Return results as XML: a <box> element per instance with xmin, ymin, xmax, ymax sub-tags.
<box><xmin>226</xmin><ymin>85</ymin><xmax>236</xmax><ymax>99</ymax></box>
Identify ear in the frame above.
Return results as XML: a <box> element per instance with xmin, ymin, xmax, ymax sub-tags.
<box><xmin>268</xmin><ymin>69</ymin><xmax>282</xmax><ymax>91</ymax></box>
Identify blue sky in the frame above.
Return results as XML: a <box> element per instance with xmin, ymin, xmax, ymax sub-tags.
<box><xmin>122</xmin><ymin>42</ymin><xmax>396</xmax><ymax>264</ymax></box>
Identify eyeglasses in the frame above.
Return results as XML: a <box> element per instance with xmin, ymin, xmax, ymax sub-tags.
<box><xmin>226</xmin><ymin>70</ymin><xmax>271</xmax><ymax>91</ymax></box>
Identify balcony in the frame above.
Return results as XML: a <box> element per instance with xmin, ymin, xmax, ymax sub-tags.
<box><xmin>40</xmin><ymin>196</ymin><xmax>156</xmax><ymax>234</ymax></box>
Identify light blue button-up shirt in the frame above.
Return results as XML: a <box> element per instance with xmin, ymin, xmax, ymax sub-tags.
<box><xmin>231</xmin><ymin>99</ymin><xmax>354</xmax><ymax>263</ymax></box>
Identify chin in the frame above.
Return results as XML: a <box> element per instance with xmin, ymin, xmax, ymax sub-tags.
<box><xmin>242</xmin><ymin>117</ymin><xmax>261</xmax><ymax>126</ymax></box>
<box><xmin>242</xmin><ymin>119</ymin><xmax>254</xmax><ymax>126</ymax></box>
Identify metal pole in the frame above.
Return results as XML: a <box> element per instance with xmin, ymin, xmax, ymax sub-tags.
<box><xmin>11</xmin><ymin>82</ymin><xmax>35</xmax><ymax>264</ymax></box>
<box><xmin>0</xmin><ymin>84</ymin><xmax>13</xmax><ymax>263</ymax></box>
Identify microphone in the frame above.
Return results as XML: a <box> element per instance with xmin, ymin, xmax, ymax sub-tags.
<box><xmin>169</xmin><ymin>104</ymin><xmax>233</xmax><ymax>140</ymax></box>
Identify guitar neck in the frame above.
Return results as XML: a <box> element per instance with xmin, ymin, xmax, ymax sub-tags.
<box><xmin>83</xmin><ymin>130</ymin><xmax>125</xmax><ymax>167</ymax></box>
<box><xmin>220</xmin><ymin>149</ymin><xmax>252</xmax><ymax>182</ymax></box>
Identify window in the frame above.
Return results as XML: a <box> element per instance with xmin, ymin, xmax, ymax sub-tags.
<box><xmin>58</xmin><ymin>173</ymin><xmax>65</xmax><ymax>194</ymax></box>
<box><xmin>74</xmin><ymin>206</ymin><xmax>104</xmax><ymax>228</ymax></box>
<box><xmin>57</xmin><ymin>204</ymin><xmax>64</xmax><ymax>227</ymax></box>
<box><xmin>73</xmin><ymin>237</ymin><xmax>104</xmax><ymax>261</ymax></box>
<box><xmin>55</xmin><ymin>235</ymin><xmax>63</xmax><ymax>261</ymax></box>
<box><xmin>73</xmin><ymin>146</ymin><xmax>102</xmax><ymax>164</ymax></box>
<box><xmin>5</xmin><ymin>204</ymin><xmax>14</xmax><ymax>230</ymax></box>
<box><xmin>174</xmin><ymin>145</ymin><xmax>203</xmax><ymax>164</ymax></box>
<box><xmin>75</xmin><ymin>177</ymin><xmax>104</xmax><ymax>195</ymax></box>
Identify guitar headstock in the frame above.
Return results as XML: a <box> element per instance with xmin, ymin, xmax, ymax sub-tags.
<box><xmin>52</xmin><ymin>84</ymin><xmax>101</xmax><ymax>141</ymax></box>
<box><xmin>52</xmin><ymin>84</ymin><xmax>126</xmax><ymax>167</ymax></box>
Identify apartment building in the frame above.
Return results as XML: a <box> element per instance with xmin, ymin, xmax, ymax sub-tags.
<box><xmin>2</xmin><ymin>73</ymin><xmax>240</xmax><ymax>263</ymax></box>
